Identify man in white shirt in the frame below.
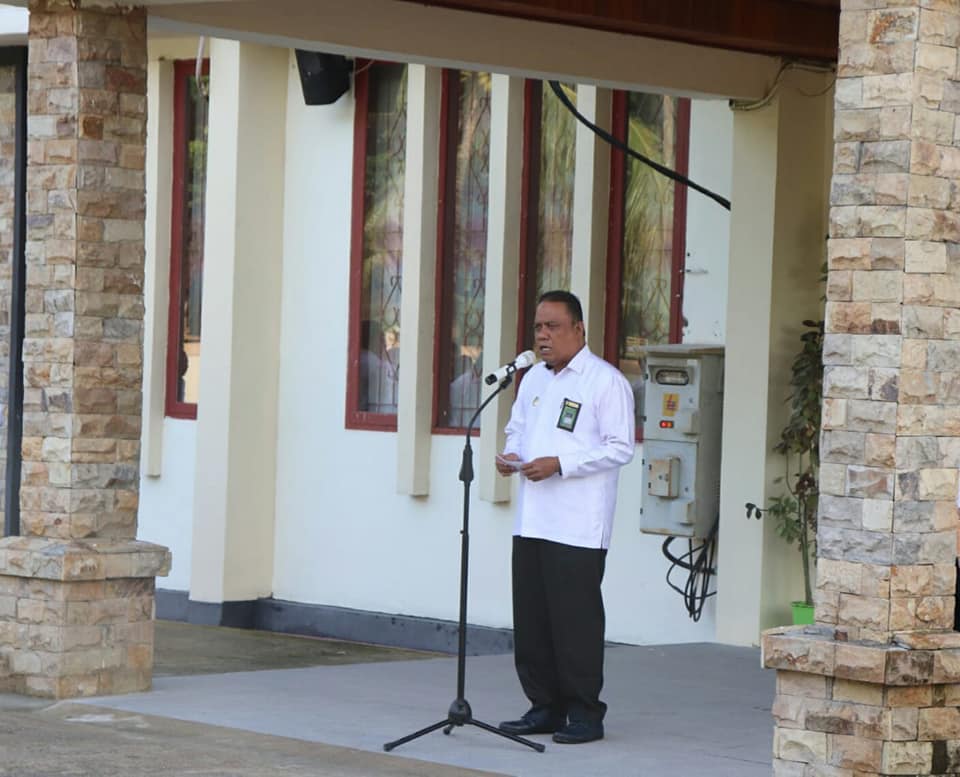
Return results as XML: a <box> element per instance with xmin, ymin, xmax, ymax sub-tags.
<box><xmin>496</xmin><ymin>290</ymin><xmax>635</xmax><ymax>745</ymax></box>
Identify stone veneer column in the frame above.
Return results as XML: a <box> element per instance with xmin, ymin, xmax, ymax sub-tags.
<box><xmin>0</xmin><ymin>0</ymin><xmax>168</xmax><ymax>699</ymax></box>
<box><xmin>763</xmin><ymin>3</ymin><xmax>960</xmax><ymax>775</ymax></box>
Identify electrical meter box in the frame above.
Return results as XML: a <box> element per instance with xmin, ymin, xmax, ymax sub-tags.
<box><xmin>640</xmin><ymin>344</ymin><xmax>724</xmax><ymax>539</ymax></box>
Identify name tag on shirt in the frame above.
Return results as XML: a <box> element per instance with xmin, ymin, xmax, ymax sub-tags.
<box><xmin>557</xmin><ymin>398</ymin><xmax>581</xmax><ymax>432</ymax></box>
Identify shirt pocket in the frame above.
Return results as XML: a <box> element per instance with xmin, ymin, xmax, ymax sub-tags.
<box><xmin>568</xmin><ymin>393</ymin><xmax>600</xmax><ymax>438</ymax></box>
<box><xmin>552</xmin><ymin>395</ymin><xmax>594</xmax><ymax>455</ymax></box>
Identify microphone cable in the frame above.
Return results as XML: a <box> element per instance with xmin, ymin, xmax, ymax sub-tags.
<box><xmin>661</xmin><ymin>518</ymin><xmax>718</xmax><ymax>622</ymax></box>
<box><xmin>547</xmin><ymin>80</ymin><xmax>731</xmax><ymax>211</ymax></box>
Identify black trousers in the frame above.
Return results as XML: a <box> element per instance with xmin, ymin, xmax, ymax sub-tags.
<box><xmin>511</xmin><ymin>536</ymin><xmax>607</xmax><ymax>723</ymax></box>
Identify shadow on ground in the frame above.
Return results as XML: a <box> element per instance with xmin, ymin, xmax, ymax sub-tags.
<box><xmin>153</xmin><ymin>619</ymin><xmax>442</xmax><ymax>676</ymax></box>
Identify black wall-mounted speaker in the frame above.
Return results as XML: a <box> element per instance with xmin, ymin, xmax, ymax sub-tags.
<box><xmin>294</xmin><ymin>50</ymin><xmax>351</xmax><ymax>106</ymax></box>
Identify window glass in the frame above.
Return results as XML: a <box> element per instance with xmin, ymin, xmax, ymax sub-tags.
<box><xmin>534</xmin><ymin>80</ymin><xmax>576</xmax><ymax>296</ymax></box>
<box><xmin>519</xmin><ymin>81</ymin><xmax>577</xmax><ymax>343</ymax></box>
<box><xmin>356</xmin><ymin>63</ymin><xmax>406</xmax><ymax>418</ymax></box>
<box><xmin>168</xmin><ymin>61</ymin><xmax>208</xmax><ymax>414</ymax></box>
<box><xmin>616</xmin><ymin>93</ymin><xmax>681</xmax><ymax>431</ymax></box>
<box><xmin>438</xmin><ymin>71</ymin><xmax>490</xmax><ymax>430</ymax></box>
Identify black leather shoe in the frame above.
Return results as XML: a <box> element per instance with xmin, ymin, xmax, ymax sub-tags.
<box><xmin>552</xmin><ymin>720</ymin><xmax>604</xmax><ymax>744</ymax></box>
<box><xmin>498</xmin><ymin>707</ymin><xmax>565</xmax><ymax>735</ymax></box>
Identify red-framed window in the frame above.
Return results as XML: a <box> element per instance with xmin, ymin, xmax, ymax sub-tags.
<box><xmin>432</xmin><ymin>70</ymin><xmax>492</xmax><ymax>433</ymax></box>
<box><xmin>345</xmin><ymin>61</ymin><xmax>407</xmax><ymax>431</ymax></box>
<box><xmin>165</xmin><ymin>59</ymin><xmax>209</xmax><ymax>420</ymax></box>
<box><xmin>344</xmin><ymin>74</ymin><xmax>690</xmax><ymax>438</ymax></box>
<box><xmin>604</xmin><ymin>92</ymin><xmax>691</xmax><ymax>440</ymax></box>
<box><xmin>516</xmin><ymin>79</ymin><xmax>577</xmax><ymax>353</ymax></box>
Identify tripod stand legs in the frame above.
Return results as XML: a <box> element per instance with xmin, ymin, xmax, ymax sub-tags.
<box><xmin>383</xmin><ymin>697</ymin><xmax>545</xmax><ymax>753</ymax></box>
<box><xmin>383</xmin><ymin>718</ymin><xmax>454</xmax><ymax>752</ymax></box>
<box><xmin>384</xmin><ymin>384</ymin><xmax>546</xmax><ymax>756</ymax></box>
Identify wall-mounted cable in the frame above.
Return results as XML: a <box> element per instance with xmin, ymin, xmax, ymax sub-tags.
<box><xmin>547</xmin><ymin>79</ymin><xmax>731</xmax><ymax>211</ymax></box>
<box><xmin>729</xmin><ymin>60</ymin><xmax>835</xmax><ymax>112</ymax></box>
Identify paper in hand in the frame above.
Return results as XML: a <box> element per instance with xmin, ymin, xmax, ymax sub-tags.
<box><xmin>496</xmin><ymin>454</ymin><xmax>526</xmax><ymax>471</ymax></box>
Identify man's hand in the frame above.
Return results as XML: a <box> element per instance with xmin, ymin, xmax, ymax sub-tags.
<box><xmin>496</xmin><ymin>452</ymin><xmax>521</xmax><ymax>476</ymax></box>
<box><xmin>521</xmin><ymin>456</ymin><xmax>560</xmax><ymax>482</ymax></box>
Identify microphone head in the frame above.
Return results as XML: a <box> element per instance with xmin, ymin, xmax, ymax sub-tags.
<box><xmin>515</xmin><ymin>350</ymin><xmax>536</xmax><ymax>369</ymax></box>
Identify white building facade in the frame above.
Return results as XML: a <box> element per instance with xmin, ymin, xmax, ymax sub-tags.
<box><xmin>135</xmin><ymin>30</ymin><xmax>832</xmax><ymax>649</ymax></box>
<box><xmin>0</xmin><ymin>0</ymin><xmax>836</xmax><ymax>652</ymax></box>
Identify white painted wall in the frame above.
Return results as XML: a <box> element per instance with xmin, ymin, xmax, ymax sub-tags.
<box><xmin>138</xmin><ymin>36</ymin><xmax>207</xmax><ymax>593</ymax></box>
<box><xmin>395</xmin><ymin>65</ymin><xmax>441</xmax><ymax>497</ymax></box>
<box><xmin>0</xmin><ymin>4</ymin><xmax>26</xmax><ymax>45</ymax></box>
<box><xmin>138</xmin><ymin>418</ymin><xmax>197</xmax><ymax>590</ymax></box>
<box><xmin>269</xmin><ymin>61</ymin><xmax>733</xmax><ymax>643</ymax></box>
<box><xmin>132</xmin><ymin>37</ymin><xmax>833</xmax><ymax>648</ymax></box>
<box><xmin>190</xmin><ymin>39</ymin><xmax>287</xmax><ymax>604</ymax></box>
<box><xmin>683</xmin><ymin>99</ymin><xmax>732</xmax><ymax>344</ymax></box>
<box><xmin>147</xmin><ymin>0</ymin><xmax>782</xmax><ymax>103</ymax></box>
<box><xmin>716</xmin><ymin>71</ymin><xmax>832</xmax><ymax>646</ymax></box>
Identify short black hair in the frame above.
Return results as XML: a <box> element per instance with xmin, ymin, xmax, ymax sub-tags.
<box><xmin>537</xmin><ymin>290</ymin><xmax>583</xmax><ymax>324</ymax></box>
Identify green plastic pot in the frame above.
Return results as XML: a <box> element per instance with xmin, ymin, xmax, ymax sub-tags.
<box><xmin>791</xmin><ymin>601</ymin><xmax>814</xmax><ymax>625</ymax></box>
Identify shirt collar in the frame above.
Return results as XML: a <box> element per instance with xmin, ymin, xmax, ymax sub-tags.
<box><xmin>549</xmin><ymin>344</ymin><xmax>589</xmax><ymax>375</ymax></box>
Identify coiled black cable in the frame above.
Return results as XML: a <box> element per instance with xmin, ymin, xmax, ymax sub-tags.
<box><xmin>661</xmin><ymin>519</ymin><xmax>718</xmax><ymax>622</ymax></box>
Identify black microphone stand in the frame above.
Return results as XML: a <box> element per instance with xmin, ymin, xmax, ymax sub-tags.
<box><xmin>383</xmin><ymin>373</ymin><xmax>545</xmax><ymax>755</ymax></box>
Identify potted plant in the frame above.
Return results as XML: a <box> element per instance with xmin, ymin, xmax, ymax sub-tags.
<box><xmin>745</xmin><ymin>319</ymin><xmax>823</xmax><ymax>625</ymax></box>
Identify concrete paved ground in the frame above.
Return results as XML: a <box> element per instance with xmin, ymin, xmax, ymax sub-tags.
<box><xmin>85</xmin><ymin>636</ymin><xmax>775</xmax><ymax>776</ymax></box>
<box><xmin>0</xmin><ymin>622</ymin><xmax>776</xmax><ymax>776</ymax></box>
<box><xmin>153</xmin><ymin>620</ymin><xmax>441</xmax><ymax>676</ymax></box>
<box><xmin>0</xmin><ymin>697</ymin><xmax>497</xmax><ymax>777</ymax></box>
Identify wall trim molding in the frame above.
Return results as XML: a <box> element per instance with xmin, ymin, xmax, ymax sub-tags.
<box><xmin>155</xmin><ymin>589</ymin><xmax>514</xmax><ymax>656</ymax></box>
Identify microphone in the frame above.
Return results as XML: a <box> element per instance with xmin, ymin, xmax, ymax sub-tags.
<box><xmin>485</xmin><ymin>350</ymin><xmax>536</xmax><ymax>385</ymax></box>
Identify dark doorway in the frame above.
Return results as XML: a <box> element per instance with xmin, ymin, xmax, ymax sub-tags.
<box><xmin>0</xmin><ymin>46</ymin><xmax>27</xmax><ymax>537</ymax></box>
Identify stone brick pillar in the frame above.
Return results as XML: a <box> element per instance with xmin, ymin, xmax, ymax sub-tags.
<box><xmin>763</xmin><ymin>4</ymin><xmax>960</xmax><ymax>775</ymax></box>
<box><xmin>0</xmin><ymin>0</ymin><xmax>169</xmax><ymax>698</ymax></box>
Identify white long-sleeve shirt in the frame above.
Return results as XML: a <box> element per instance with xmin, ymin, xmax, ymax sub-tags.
<box><xmin>503</xmin><ymin>346</ymin><xmax>635</xmax><ymax>549</ymax></box>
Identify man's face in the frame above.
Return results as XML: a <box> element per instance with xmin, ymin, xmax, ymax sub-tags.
<box><xmin>534</xmin><ymin>301</ymin><xmax>584</xmax><ymax>370</ymax></box>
